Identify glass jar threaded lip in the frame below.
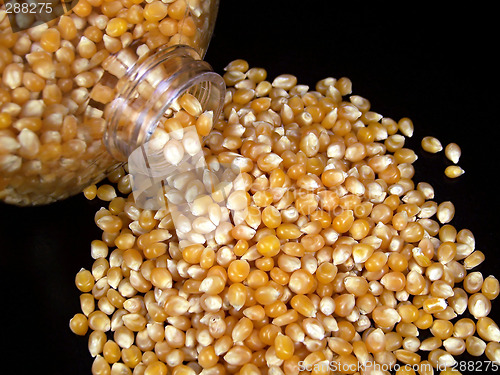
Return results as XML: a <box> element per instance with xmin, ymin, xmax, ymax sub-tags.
<box><xmin>102</xmin><ymin>45</ymin><xmax>225</xmax><ymax>161</ymax></box>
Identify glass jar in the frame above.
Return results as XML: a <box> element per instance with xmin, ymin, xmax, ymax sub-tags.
<box><xmin>0</xmin><ymin>0</ymin><xmax>225</xmax><ymax>206</ymax></box>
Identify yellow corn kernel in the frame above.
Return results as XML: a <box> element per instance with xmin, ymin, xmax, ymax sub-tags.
<box><xmin>227</xmin><ymin>259</ymin><xmax>250</xmax><ymax>283</ymax></box>
<box><xmin>444</xmin><ymin>142</ymin><xmax>461</xmax><ymax>163</ymax></box>
<box><xmin>261</xmin><ymin>205</ymin><xmax>282</xmax><ymax>228</ymax></box>
<box><xmin>290</xmin><ymin>294</ymin><xmax>317</xmax><ymax>318</ymax></box>
<box><xmin>69</xmin><ymin>313</ymin><xmax>89</xmax><ymax>336</ymax></box>
<box><xmin>444</xmin><ymin>165</ymin><xmax>464</xmax><ymax>178</ymax></box>
<box><xmin>276</xmin><ymin>223</ymin><xmax>302</xmax><ymax>240</ymax></box>
<box><xmin>106</xmin><ymin>18</ymin><xmax>128</xmax><ymax>38</ymax></box>
<box><xmin>83</xmin><ymin>184</ymin><xmax>97</xmax><ymax>200</ymax></box>
<box><xmin>181</xmin><ymin>244</ymin><xmax>204</xmax><ymax>264</ymax></box>
<box><xmin>227</xmin><ymin>283</ymin><xmax>247</xmax><ymax>311</ymax></box>
<box><xmin>232</xmin><ymin>317</ymin><xmax>253</xmax><ymax>343</ymax></box>
<box><xmin>40</xmin><ymin>28</ymin><xmax>61</xmax><ymax>53</ymax></box>
<box><xmin>289</xmin><ymin>269</ymin><xmax>315</xmax><ymax>295</ymax></box>
<box><xmin>256</xmin><ymin>235</ymin><xmax>281</xmax><ymax>257</ymax></box>
<box><xmin>0</xmin><ymin>113</ymin><xmax>12</xmax><ymax>129</ymax></box>
<box><xmin>198</xmin><ymin>346</ymin><xmax>219</xmax><ymax>369</ymax></box>
<box><xmin>482</xmin><ymin>275</ymin><xmax>500</xmax><ymax>300</ymax></box>
<box><xmin>316</xmin><ymin>262</ymin><xmax>338</xmax><ymax>284</ymax></box>
<box><xmin>75</xmin><ymin>269</ymin><xmax>95</xmax><ymax>293</ymax></box>
<box><xmin>274</xmin><ymin>333</ymin><xmax>294</xmax><ymax>360</ymax></box>
<box><xmin>72</xmin><ymin>0</ymin><xmax>92</xmax><ymax>17</ymax></box>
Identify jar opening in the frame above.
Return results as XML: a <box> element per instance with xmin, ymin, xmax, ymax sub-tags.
<box><xmin>142</xmin><ymin>71</ymin><xmax>225</xmax><ymax>144</ymax></box>
<box><xmin>92</xmin><ymin>45</ymin><xmax>225</xmax><ymax>161</ymax></box>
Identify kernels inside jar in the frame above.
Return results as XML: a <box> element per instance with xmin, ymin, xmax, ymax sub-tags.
<box><xmin>0</xmin><ymin>0</ymin><xmax>212</xmax><ymax>206</ymax></box>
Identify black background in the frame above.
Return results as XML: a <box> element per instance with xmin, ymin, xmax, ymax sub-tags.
<box><xmin>1</xmin><ymin>2</ymin><xmax>499</xmax><ymax>374</ymax></box>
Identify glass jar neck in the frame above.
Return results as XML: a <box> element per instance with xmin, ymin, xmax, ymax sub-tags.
<box><xmin>86</xmin><ymin>45</ymin><xmax>225</xmax><ymax>161</ymax></box>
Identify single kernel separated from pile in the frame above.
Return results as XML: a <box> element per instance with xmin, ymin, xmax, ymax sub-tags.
<box><xmin>70</xmin><ymin>59</ymin><xmax>500</xmax><ymax>375</ymax></box>
<box><xmin>444</xmin><ymin>165</ymin><xmax>465</xmax><ymax>179</ymax></box>
<box><xmin>444</xmin><ymin>143</ymin><xmax>461</xmax><ymax>164</ymax></box>
<box><xmin>421</xmin><ymin>136</ymin><xmax>443</xmax><ymax>154</ymax></box>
